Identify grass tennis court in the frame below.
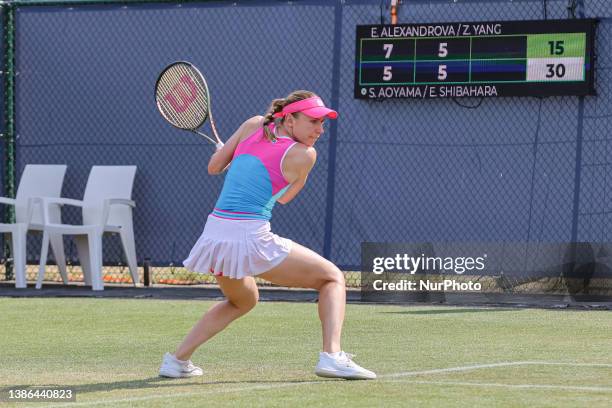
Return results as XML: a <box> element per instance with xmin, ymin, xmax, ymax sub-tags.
<box><xmin>1</xmin><ymin>298</ymin><xmax>611</xmax><ymax>407</ymax></box>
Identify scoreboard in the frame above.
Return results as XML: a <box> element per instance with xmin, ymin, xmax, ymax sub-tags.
<box><xmin>355</xmin><ymin>19</ymin><xmax>597</xmax><ymax>99</ymax></box>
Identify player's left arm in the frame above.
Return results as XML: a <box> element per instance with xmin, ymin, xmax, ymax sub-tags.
<box><xmin>277</xmin><ymin>146</ymin><xmax>317</xmax><ymax>204</ymax></box>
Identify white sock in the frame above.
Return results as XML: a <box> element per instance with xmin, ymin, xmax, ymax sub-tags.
<box><xmin>172</xmin><ymin>354</ymin><xmax>187</xmax><ymax>363</ymax></box>
<box><xmin>325</xmin><ymin>351</ymin><xmax>342</xmax><ymax>358</ymax></box>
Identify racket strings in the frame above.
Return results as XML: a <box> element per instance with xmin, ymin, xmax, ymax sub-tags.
<box><xmin>156</xmin><ymin>64</ymin><xmax>210</xmax><ymax>130</ymax></box>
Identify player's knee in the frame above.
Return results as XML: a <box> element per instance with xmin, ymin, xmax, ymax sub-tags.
<box><xmin>321</xmin><ymin>263</ymin><xmax>345</xmax><ymax>288</ymax></box>
<box><xmin>242</xmin><ymin>291</ymin><xmax>259</xmax><ymax>311</ymax></box>
<box><xmin>331</xmin><ymin>266</ymin><xmax>345</xmax><ymax>287</ymax></box>
<box><xmin>229</xmin><ymin>291</ymin><xmax>258</xmax><ymax>313</ymax></box>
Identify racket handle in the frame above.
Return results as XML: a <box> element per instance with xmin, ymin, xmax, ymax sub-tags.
<box><xmin>215</xmin><ymin>141</ymin><xmax>225</xmax><ymax>151</ymax></box>
<box><xmin>193</xmin><ymin>129</ymin><xmax>221</xmax><ymax>146</ymax></box>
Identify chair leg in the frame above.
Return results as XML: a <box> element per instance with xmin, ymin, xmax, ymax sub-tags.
<box><xmin>49</xmin><ymin>234</ymin><xmax>68</xmax><ymax>284</ymax></box>
<box><xmin>88</xmin><ymin>232</ymin><xmax>104</xmax><ymax>291</ymax></box>
<box><xmin>36</xmin><ymin>232</ymin><xmax>50</xmax><ymax>289</ymax></box>
<box><xmin>75</xmin><ymin>235</ymin><xmax>92</xmax><ymax>286</ymax></box>
<box><xmin>119</xmin><ymin>227</ymin><xmax>139</xmax><ymax>287</ymax></box>
<box><xmin>12</xmin><ymin>227</ymin><xmax>27</xmax><ymax>289</ymax></box>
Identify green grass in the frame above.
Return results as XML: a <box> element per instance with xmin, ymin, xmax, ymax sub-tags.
<box><xmin>0</xmin><ymin>298</ymin><xmax>611</xmax><ymax>407</ymax></box>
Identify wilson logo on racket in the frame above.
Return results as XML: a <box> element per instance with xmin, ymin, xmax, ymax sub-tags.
<box><xmin>155</xmin><ymin>61</ymin><xmax>224</xmax><ymax>148</ymax></box>
<box><xmin>164</xmin><ymin>75</ymin><xmax>198</xmax><ymax>113</ymax></box>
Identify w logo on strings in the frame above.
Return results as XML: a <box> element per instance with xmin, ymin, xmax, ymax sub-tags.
<box><xmin>164</xmin><ymin>75</ymin><xmax>198</xmax><ymax>113</ymax></box>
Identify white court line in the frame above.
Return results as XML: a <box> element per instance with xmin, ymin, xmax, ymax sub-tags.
<box><xmin>29</xmin><ymin>361</ymin><xmax>612</xmax><ymax>408</ymax></box>
<box><xmin>381</xmin><ymin>361</ymin><xmax>530</xmax><ymax>378</ymax></box>
<box><xmin>384</xmin><ymin>379</ymin><xmax>612</xmax><ymax>393</ymax></box>
<box><xmin>382</xmin><ymin>361</ymin><xmax>612</xmax><ymax>378</ymax></box>
<box><xmin>522</xmin><ymin>361</ymin><xmax>612</xmax><ymax>368</ymax></box>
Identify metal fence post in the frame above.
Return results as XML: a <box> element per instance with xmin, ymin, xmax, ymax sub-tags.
<box><xmin>570</xmin><ymin>0</ymin><xmax>587</xmax><ymax>243</ymax></box>
<box><xmin>2</xmin><ymin>3</ymin><xmax>16</xmax><ymax>280</ymax></box>
<box><xmin>323</xmin><ymin>0</ymin><xmax>343</xmax><ymax>261</ymax></box>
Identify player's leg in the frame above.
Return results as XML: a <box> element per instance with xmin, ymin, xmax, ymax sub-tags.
<box><xmin>258</xmin><ymin>242</ymin><xmax>345</xmax><ymax>352</ymax></box>
<box><xmin>160</xmin><ymin>276</ymin><xmax>258</xmax><ymax>378</ymax></box>
<box><xmin>258</xmin><ymin>243</ymin><xmax>375</xmax><ymax>379</ymax></box>
<box><xmin>174</xmin><ymin>275</ymin><xmax>259</xmax><ymax>360</ymax></box>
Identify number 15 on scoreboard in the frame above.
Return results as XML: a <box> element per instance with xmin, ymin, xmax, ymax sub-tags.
<box><xmin>526</xmin><ymin>33</ymin><xmax>586</xmax><ymax>82</ymax></box>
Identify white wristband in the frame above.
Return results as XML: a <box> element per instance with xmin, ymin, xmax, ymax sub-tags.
<box><xmin>215</xmin><ymin>142</ymin><xmax>225</xmax><ymax>151</ymax></box>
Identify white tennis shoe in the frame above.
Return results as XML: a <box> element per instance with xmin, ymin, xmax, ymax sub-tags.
<box><xmin>315</xmin><ymin>351</ymin><xmax>376</xmax><ymax>380</ymax></box>
<box><xmin>159</xmin><ymin>352</ymin><xmax>203</xmax><ymax>378</ymax></box>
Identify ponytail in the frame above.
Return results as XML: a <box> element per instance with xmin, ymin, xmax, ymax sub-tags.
<box><xmin>262</xmin><ymin>90</ymin><xmax>317</xmax><ymax>143</ymax></box>
<box><xmin>262</xmin><ymin>98</ymin><xmax>285</xmax><ymax>142</ymax></box>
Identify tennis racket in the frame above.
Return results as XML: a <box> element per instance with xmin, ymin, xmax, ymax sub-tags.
<box><xmin>155</xmin><ymin>61</ymin><xmax>224</xmax><ymax>148</ymax></box>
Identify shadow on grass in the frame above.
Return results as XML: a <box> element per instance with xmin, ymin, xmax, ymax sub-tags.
<box><xmin>1</xmin><ymin>378</ymin><xmax>329</xmax><ymax>396</ymax></box>
<box><xmin>382</xmin><ymin>308</ymin><xmax>517</xmax><ymax>315</ymax></box>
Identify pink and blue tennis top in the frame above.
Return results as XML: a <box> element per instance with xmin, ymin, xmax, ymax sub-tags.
<box><xmin>212</xmin><ymin>124</ymin><xmax>297</xmax><ymax>221</ymax></box>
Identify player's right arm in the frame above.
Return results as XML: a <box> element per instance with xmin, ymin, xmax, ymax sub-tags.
<box><xmin>277</xmin><ymin>145</ymin><xmax>317</xmax><ymax>205</ymax></box>
<box><xmin>208</xmin><ymin>116</ymin><xmax>263</xmax><ymax>175</ymax></box>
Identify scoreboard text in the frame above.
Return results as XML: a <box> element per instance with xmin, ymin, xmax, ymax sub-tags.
<box><xmin>355</xmin><ymin>19</ymin><xmax>596</xmax><ymax>99</ymax></box>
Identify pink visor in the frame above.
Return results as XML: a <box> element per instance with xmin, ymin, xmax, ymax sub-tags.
<box><xmin>273</xmin><ymin>96</ymin><xmax>338</xmax><ymax>119</ymax></box>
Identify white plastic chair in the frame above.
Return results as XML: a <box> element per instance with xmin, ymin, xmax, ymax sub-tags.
<box><xmin>37</xmin><ymin>166</ymin><xmax>138</xmax><ymax>291</ymax></box>
<box><xmin>0</xmin><ymin>164</ymin><xmax>68</xmax><ymax>288</ymax></box>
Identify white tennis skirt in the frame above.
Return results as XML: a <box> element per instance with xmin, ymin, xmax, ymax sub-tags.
<box><xmin>183</xmin><ymin>214</ymin><xmax>293</xmax><ymax>279</ymax></box>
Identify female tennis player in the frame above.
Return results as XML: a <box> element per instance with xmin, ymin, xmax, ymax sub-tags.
<box><xmin>159</xmin><ymin>91</ymin><xmax>376</xmax><ymax>380</ymax></box>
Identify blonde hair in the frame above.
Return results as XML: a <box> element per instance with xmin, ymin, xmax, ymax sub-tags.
<box><xmin>263</xmin><ymin>90</ymin><xmax>316</xmax><ymax>142</ymax></box>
